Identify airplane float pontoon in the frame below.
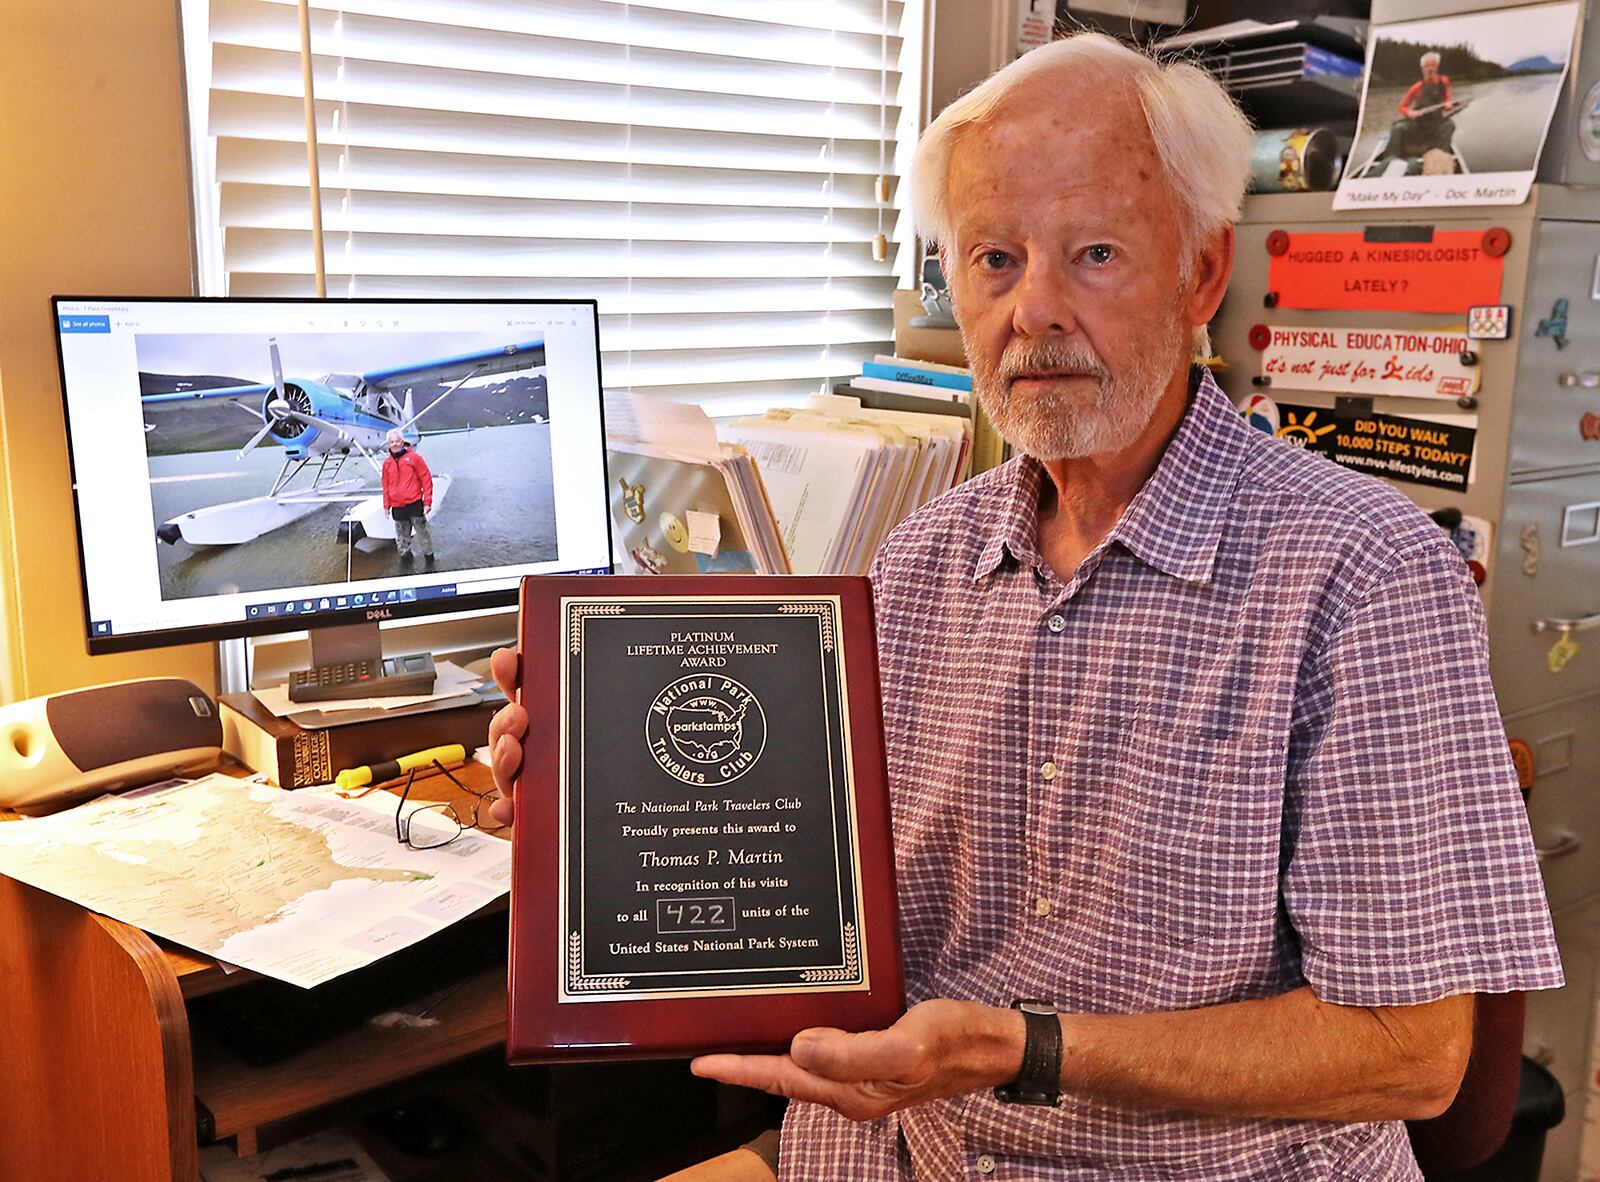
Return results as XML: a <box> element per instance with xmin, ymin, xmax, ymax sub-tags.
<box><xmin>143</xmin><ymin>337</ymin><xmax>545</xmax><ymax>548</ymax></box>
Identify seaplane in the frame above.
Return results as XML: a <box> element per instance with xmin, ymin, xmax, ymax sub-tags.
<box><xmin>143</xmin><ymin>336</ymin><xmax>545</xmax><ymax>548</ymax></box>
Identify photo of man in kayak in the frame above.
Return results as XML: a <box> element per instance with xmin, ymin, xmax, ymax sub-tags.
<box><xmin>1393</xmin><ymin>51</ymin><xmax>1464</xmax><ymax>161</ymax></box>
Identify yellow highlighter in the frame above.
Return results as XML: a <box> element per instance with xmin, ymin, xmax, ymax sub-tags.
<box><xmin>335</xmin><ymin>743</ymin><xmax>467</xmax><ymax>793</ymax></box>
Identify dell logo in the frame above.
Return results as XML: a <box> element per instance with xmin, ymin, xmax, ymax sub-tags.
<box><xmin>366</xmin><ymin>608</ymin><xmax>393</xmax><ymax>621</ymax></box>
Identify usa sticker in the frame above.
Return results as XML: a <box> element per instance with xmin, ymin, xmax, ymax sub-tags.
<box><xmin>1468</xmin><ymin>305</ymin><xmax>1511</xmax><ymax>340</ymax></box>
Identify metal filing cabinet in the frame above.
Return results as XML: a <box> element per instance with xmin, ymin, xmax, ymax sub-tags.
<box><xmin>1211</xmin><ymin>183</ymin><xmax>1600</xmax><ymax>1180</ymax></box>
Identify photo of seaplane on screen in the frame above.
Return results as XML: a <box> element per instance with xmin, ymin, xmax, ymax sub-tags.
<box><xmin>142</xmin><ymin>335</ymin><xmax>545</xmax><ymax>549</ymax></box>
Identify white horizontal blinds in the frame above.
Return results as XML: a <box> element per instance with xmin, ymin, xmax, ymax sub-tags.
<box><xmin>199</xmin><ymin>0</ymin><xmax>921</xmax><ymax>414</ymax></box>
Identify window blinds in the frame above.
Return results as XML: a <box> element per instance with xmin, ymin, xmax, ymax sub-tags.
<box><xmin>184</xmin><ymin>0</ymin><xmax>925</xmax><ymax>415</ymax></box>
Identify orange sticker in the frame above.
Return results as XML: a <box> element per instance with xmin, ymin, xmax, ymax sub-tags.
<box><xmin>1267</xmin><ymin>230</ymin><xmax>1505</xmax><ymax>313</ymax></box>
<box><xmin>1508</xmin><ymin>738</ymin><xmax>1535</xmax><ymax>791</ymax></box>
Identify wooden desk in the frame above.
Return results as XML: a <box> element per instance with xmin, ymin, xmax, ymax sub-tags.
<box><xmin>0</xmin><ymin>762</ymin><xmax>510</xmax><ymax>1181</ymax></box>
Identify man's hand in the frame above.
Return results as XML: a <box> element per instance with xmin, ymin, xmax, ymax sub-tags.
<box><xmin>690</xmin><ymin>999</ymin><xmax>1020</xmax><ymax>1122</ymax></box>
<box><xmin>486</xmin><ymin>646</ymin><xmax>526</xmax><ymax>827</ymax></box>
<box><xmin>692</xmin><ymin>987</ymin><xmax>1474</xmax><ymax>1126</ymax></box>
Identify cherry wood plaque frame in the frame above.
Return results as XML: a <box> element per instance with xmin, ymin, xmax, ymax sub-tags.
<box><xmin>509</xmin><ymin>575</ymin><xmax>903</xmax><ymax>1063</ymax></box>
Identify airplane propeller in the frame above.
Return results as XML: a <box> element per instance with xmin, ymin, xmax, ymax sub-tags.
<box><xmin>236</xmin><ymin>416</ymin><xmax>279</xmax><ymax>459</ymax></box>
<box><xmin>236</xmin><ymin>339</ymin><xmax>313</xmax><ymax>459</ymax></box>
<box><xmin>269</xmin><ymin>337</ymin><xmax>286</xmax><ymax>402</ymax></box>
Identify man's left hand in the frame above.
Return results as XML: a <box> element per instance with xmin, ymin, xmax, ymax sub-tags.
<box><xmin>690</xmin><ymin>999</ymin><xmax>1020</xmax><ymax>1122</ymax></box>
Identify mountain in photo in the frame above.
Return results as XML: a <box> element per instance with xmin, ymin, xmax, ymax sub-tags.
<box><xmin>1505</xmin><ymin>54</ymin><xmax>1562</xmax><ymax>73</ymax></box>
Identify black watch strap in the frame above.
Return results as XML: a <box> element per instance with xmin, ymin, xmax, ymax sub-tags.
<box><xmin>994</xmin><ymin>999</ymin><xmax>1061</xmax><ymax>1106</ymax></box>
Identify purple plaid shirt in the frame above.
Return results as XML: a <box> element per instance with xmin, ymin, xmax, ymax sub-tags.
<box><xmin>780</xmin><ymin>370</ymin><xmax>1562</xmax><ymax>1180</ymax></box>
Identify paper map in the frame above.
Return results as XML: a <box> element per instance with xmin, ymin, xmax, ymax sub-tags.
<box><xmin>0</xmin><ymin>774</ymin><xmax>510</xmax><ymax>987</ymax></box>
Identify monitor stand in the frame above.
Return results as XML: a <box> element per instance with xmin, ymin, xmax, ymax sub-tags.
<box><xmin>310</xmin><ymin>620</ymin><xmax>384</xmax><ymax>669</ymax></box>
<box><xmin>290</xmin><ymin>621</ymin><xmax>438</xmax><ymax>702</ymax></box>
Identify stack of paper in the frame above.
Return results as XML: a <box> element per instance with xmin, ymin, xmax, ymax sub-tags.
<box><xmin>844</xmin><ymin>354</ymin><xmax>1008</xmax><ymax>476</ymax></box>
<box><xmin>719</xmin><ymin>394</ymin><xmax>973</xmax><ymax>575</ymax></box>
<box><xmin>605</xmin><ymin>392</ymin><xmax>790</xmax><ymax>575</ymax></box>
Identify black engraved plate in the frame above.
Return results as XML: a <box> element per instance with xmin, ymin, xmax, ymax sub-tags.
<box><xmin>561</xmin><ymin>596</ymin><xmax>865</xmax><ymax>1000</ymax></box>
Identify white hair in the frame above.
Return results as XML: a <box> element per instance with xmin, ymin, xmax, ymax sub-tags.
<box><xmin>911</xmin><ymin>33</ymin><xmax>1252</xmax><ymax>270</ymax></box>
<box><xmin>1420</xmin><ymin>51</ymin><xmax>1441</xmax><ymax>67</ymax></box>
<box><xmin>386</xmin><ymin>428</ymin><xmax>405</xmax><ymax>443</ymax></box>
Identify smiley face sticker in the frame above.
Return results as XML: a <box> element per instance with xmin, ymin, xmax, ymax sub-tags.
<box><xmin>659</xmin><ymin>512</ymin><xmax>690</xmax><ymax>553</ymax></box>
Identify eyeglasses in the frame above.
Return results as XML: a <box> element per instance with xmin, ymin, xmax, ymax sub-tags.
<box><xmin>394</xmin><ymin>760</ymin><xmax>508</xmax><ymax>850</ymax></box>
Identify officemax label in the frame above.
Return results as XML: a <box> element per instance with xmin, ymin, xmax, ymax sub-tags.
<box><xmin>1268</xmin><ymin>231</ymin><xmax>1504</xmax><ymax>313</ymax></box>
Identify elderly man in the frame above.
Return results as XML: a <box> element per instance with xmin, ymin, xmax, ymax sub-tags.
<box><xmin>487</xmin><ymin>33</ymin><xmax>1559</xmax><ymax>1181</ymax></box>
<box><xmin>1393</xmin><ymin>51</ymin><xmax>1462</xmax><ymax>165</ymax></box>
<box><xmin>380</xmin><ymin>427</ymin><xmax>434</xmax><ymax>569</ymax></box>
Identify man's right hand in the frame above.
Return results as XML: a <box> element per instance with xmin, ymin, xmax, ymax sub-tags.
<box><xmin>486</xmin><ymin>646</ymin><xmax>526</xmax><ymax>827</ymax></box>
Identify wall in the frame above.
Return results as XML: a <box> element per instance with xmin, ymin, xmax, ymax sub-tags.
<box><xmin>0</xmin><ymin>0</ymin><xmax>215</xmax><ymax>701</ymax></box>
<box><xmin>931</xmin><ymin>0</ymin><xmax>1012</xmax><ymax>117</ymax></box>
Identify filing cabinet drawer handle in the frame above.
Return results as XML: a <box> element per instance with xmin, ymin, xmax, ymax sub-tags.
<box><xmin>1532</xmin><ymin>612</ymin><xmax>1600</xmax><ymax>634</ymax></box>
<box><xmin>1534</xmin><ymin>833</ymin><xmax>1581</xmax><ymax>863</ymax></box>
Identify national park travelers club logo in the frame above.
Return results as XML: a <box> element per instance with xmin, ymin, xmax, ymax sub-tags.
<box><xmin>647</xmin><ymin>675</ymin><xmax>767</xmax><ymax>787</ymax></box>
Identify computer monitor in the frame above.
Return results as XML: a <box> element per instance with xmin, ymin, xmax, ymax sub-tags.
<box><xmin>53</xmin><ymin>296</ymin><xmax>613</xmax><ymax>661</ymax></box>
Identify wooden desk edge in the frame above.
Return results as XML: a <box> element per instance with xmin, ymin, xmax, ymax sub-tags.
<box><xmin>0</xmin><ymin>760</ymin><xmax>510</xmax><ymax>1178</ymax></box>
<box><xmin>0</xmin><ymin>876</ymin><xmax>198</xmax><ymax>1181</ymax></box>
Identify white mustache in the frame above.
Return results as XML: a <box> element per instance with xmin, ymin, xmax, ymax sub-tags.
<box><xmin>997</xmin><ymin>340</ymin><xmax>1108</xmax><ymax>383</ymax></box>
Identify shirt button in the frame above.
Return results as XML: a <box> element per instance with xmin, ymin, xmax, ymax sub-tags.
<box><xmin>1034</xmin><ymin>897</ymin><xmax>1052</xmax><ymax>917</ymax></box>
<box><xmin>1040</xmin><ymin>761</ymin><xmax>1058</xmax><ymax>781</ymax></box>
<box><xmin>977</xmin><ymin>1154</ymin><xmax>997</xmax><ymax>1174</ymax></box>
<box><xmin>1046</xmin><ymin>613</ymin><xmax>1066</xmax><ymax>633</ymax></box>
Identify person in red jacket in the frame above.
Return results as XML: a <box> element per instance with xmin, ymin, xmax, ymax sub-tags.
<box><xmin>1393</xmin><ymin>51</ymin><xmax>1460</xmax><ymax>161</ymax></box>
<box><xmin>381</xmin><ymin>428</ymin><xmax>435</xmax><ymax>568</ymax></box>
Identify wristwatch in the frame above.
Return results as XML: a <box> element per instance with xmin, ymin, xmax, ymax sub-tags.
<box><xmin>994</xmin><ymin>998</ymin><xmax>1062</xmax><ymax>1106</ymax></box>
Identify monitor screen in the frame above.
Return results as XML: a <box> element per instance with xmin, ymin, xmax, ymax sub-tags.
<box><xmin>53</xmin><ymin>296</ymin><xmax>613</xmax><ymax>654</ymax></box>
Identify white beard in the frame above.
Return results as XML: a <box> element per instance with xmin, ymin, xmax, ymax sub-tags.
<box><xmin>966</xmin><ymin>312</ymin><xmax>1187</xmax><ymax>461</ymax></box>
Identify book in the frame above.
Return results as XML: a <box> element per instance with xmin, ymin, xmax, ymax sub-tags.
<box><xmin>971</xmin><ymin>400</ymin><xmax>1011</xmax><ymax>475</ymax></box>
<box><xmin>849</xmin><ymin>375</ymin><xmax>969</xmax><ymax>404</ymax></box>
<box><xmin>872</xmin><ymin>352</ymin><xmax>970</xmax><ymax>376</ymax></box>
<box><xmin>219</xmin><ymin>691</ymin><xmax>497</xmax><ymax>788</ymax></box>
<box><xmin>861</xmin><ymin>360</ymin><xmax>972</xmax><ymax>392</ymax></box>
<box><xmin>840</xmin><ymin>381</ymin><xmax>970</xmax><ymax>417</ymax></box>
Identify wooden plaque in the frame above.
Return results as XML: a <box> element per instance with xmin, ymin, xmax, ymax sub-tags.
<box><xmin>508</xmin><ymin>575</ymin><xmax>904</xmax><ymax>1063</ymax></box>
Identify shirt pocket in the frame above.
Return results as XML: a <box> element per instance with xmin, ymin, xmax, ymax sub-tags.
<box><xmin>1096</xmin><ymin>719</ymin><xmax>1286</xmax><ymax>946</ymax></box>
